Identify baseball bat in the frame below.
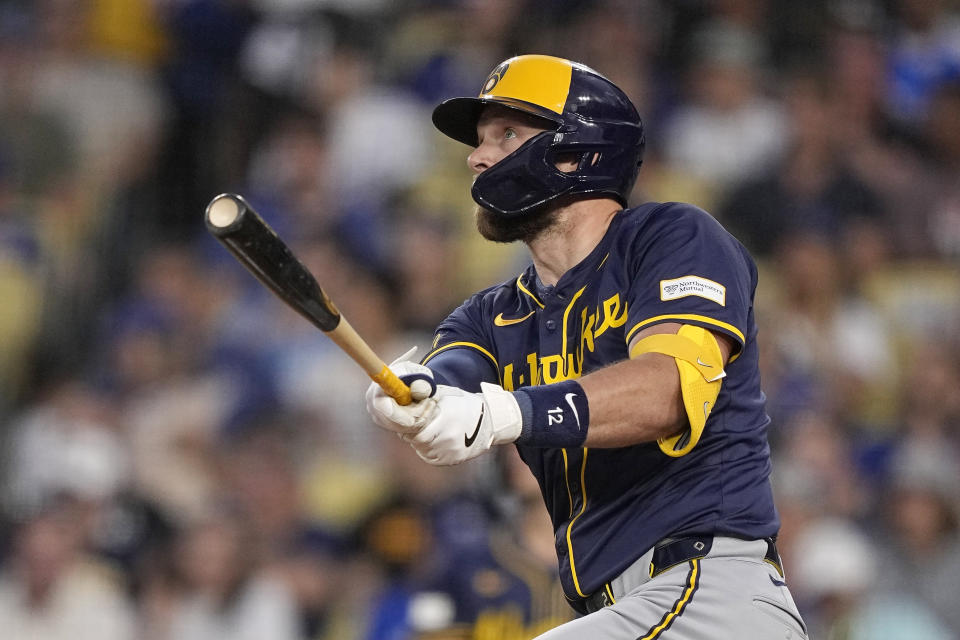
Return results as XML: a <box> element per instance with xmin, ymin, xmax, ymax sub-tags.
<box><xmin>204</xmin><ymin>193</ymin><xmax>412</xmax><ymax>405</ymax></box>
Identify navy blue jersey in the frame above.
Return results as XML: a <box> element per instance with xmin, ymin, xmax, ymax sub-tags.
<box><xmin>422</xmin><ymin>202</ymin><xmax>779</xmax><ymax>601</ymax></box>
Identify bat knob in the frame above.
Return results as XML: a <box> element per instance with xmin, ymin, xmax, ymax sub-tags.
<box><xmin>206</xmin><ymin>194</ymin><xmax>243</xmax><ymax>229</ymax></box>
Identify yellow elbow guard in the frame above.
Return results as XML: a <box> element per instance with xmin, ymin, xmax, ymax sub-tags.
<box><xmin>629</xmin><ymin>325</ymin><xmax>726</xmax><ymax>457</ymax></box>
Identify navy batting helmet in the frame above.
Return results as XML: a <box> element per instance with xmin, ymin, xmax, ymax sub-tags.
<box><xmin>432</xmin><ymin>54</ymin><xmax>645</xmax><ymax>218</ymax></box>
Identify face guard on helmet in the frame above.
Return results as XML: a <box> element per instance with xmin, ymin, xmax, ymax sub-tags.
<box><xmin>432</xmin><ymin>54</ymin><xmax>645</xmax><ymax>218</ymax></box>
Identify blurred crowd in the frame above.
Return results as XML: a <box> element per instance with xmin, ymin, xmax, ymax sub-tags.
<box><xmin>0</xmin><ymin>0</ymin><xmax>959</xmax><ymax>639</ymax></box>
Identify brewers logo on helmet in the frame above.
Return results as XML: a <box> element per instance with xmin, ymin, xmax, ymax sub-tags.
<box><xmin>432</xmin><ymin>54</ymin><xmax>645</xmax><ymax>218</ymax></box>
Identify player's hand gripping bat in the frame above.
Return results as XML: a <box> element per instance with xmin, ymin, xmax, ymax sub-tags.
<box><xmin>204</xmin><ymin>193</ymin><xmax>413</xmax><ymax>405</ymax></box>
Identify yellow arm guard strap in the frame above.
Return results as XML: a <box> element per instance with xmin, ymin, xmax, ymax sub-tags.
<box><xmin>629</xmin><ymin>325</ymin><xmax>726</xmax><ymax>457</ymax></box>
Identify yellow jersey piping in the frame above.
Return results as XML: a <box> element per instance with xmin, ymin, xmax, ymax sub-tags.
<box><xmin>565</xmin><ymin>448</ymin><xmax>589</xmax><ymax>597</ymax></box>
<box><xmin>422</xmin><ymin>341</ymin><xmax>501</xmax><ymax>383</ymax></box>
<box><xmin>561</xmin><ymin>449</ymin><xmax>573</xmax><ymax>517</ymax></box>
<box><xmin>517</xmin><ymin>274</ymin><xmax>545</xmax><ymax>309</ymax></box>
<box><xmin>625</xmin><ymin>313</ymin><xmax>745</xmax><ymax>354</ymax></box>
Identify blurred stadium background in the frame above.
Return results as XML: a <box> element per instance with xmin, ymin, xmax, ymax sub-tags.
<box><xmin>0</xmin><ymin>0</ymin><xmax>959</xmax><ymax>638</ymax></box>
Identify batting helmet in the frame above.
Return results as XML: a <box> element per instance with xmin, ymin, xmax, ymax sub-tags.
<box><xmin>432</xmin><ymin>54</ymin><xmax>645</xmax><ymax>218</ymax></box>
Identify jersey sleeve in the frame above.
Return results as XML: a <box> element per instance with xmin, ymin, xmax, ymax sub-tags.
<box><xmin>420</xmin><ymin>293</ymin><xmax>502</xmax><ymax>390</ymax></box>
<box><xmin>623</xmin><ymin>203</ymin><xmax>756</xmax><ymax>357</ymax></box>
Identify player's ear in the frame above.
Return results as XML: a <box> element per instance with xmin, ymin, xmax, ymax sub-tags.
<box><xmin>553</xmin><ymin>151</ymin><xmax>580</xmax><ymax>173</ymax></box>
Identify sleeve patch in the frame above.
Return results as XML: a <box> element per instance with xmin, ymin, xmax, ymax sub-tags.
<box><xmin>660</xmin><ymin>276</ymin><xmax>726</xmax><ymax>306</ymax></box>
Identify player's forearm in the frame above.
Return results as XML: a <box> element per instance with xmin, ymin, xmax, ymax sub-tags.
<box><xmin>511</xmin><ymin>324</ymin><xmax>732</xmax><ymax>451</ymax></box>
<box><xmin>577</xmin><ymin>353</ymin><xmax>686</xmax><ymax>447</ymax></box>
<box><xmin>511</xmin><ymin>353</ymin><xmax>686</xmax><ymax>450</ymax></box>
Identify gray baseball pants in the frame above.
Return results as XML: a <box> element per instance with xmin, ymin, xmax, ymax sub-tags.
<box><xmin>536</xmin><ymin>537</ymin><xmax>808</xmax><ymax>639</ymax></box>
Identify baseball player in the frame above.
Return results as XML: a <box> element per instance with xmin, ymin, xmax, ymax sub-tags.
<box><xmin>366</xmin><ymin>54</ymin><xmax>808</xmax><ymax>639</ymax></box>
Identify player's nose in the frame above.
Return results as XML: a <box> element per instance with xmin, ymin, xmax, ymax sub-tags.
<box><xmin>468</xmin><ymin>142</ymin><xmax>497</xmax><ymax>174</ymax></box>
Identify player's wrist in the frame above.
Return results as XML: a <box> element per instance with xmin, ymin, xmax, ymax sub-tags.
<box><xmin>513</xmin><ymin>379</ymin><xmax>590</xmax><ymax>448</ymax></box>
<box><xmin>479</xmin><ymin>382</ymin><xmax>523</xmax><ymax>445</ymax></box>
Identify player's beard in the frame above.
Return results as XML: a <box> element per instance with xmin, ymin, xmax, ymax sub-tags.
<box><xmin>475</xmin><ymin>204</ymin><xmax>559</xmax><ymax>243</ymax></box>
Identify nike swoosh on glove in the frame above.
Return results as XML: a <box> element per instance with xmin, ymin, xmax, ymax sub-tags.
<box><xmin>365</xmin><ymin>347</ymin><xmax>438</xmax><ymax>435</ymax></box>
<box><xmin>402</xmin><ymin>382</ymin><xmax>522</xmax><ymax>466</ymax></box>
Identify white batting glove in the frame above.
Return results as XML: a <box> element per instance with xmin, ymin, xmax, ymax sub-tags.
<box><xmin>402</xmin><ymin>382</ymin><xmax>523</xmax><ymax>466</ymax></box>
<box><xmin>365</xmin><ymin>347</ymin><xmax>438</xmax><ymax>435</ymax></box>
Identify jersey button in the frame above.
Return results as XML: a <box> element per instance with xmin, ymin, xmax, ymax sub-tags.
<box><xmin>545</xmin><ymin>319</ymin><xmax>557</xmax><ymax>331</ymax></box>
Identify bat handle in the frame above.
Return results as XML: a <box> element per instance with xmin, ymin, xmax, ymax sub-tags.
<box><xmin>370</xmin><ymin>366</ymin><xmax>413</xmax><ymax>406</ymax></box>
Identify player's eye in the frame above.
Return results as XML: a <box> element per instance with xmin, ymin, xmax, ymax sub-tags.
<box><xmin>504</xmin><ymin>128</ymin><xmax>518</xmax><ymax>140</ymax></box>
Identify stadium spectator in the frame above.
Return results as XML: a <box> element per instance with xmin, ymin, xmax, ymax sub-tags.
<box><xmin>662</xmin><ymin>20</ymin><xmax>787</xmax><ymax>208</ymax></box>
<box><xmin>0</xmin><ymin>495</ymin><xmax>136</xmax><ymax>640</ymax></box>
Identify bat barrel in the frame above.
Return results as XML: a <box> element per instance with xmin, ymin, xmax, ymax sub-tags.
<box><xmin>204</xmin><ymin>193</ymin><xmax>342</xmax><ymax>333</ymax></box>
<box><xmin>204</xmin><ymin>193</ymin><xmax>412</xmax><ymax>405</ymax></box>
<box><xmin>205</xmin><ymin>194</ymin><xmax>245</xmax><ymax>232</ymax></box>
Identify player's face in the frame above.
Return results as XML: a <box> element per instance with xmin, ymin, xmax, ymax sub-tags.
<box><xmin>468</xmin><ymin>106</ymin><xmax>552</xmax><ymax>174</ymax></box>
<box><xmin>469</xmin><ymin>105</ymin><xmax>567</xmax><ymax>243</ymax></box>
